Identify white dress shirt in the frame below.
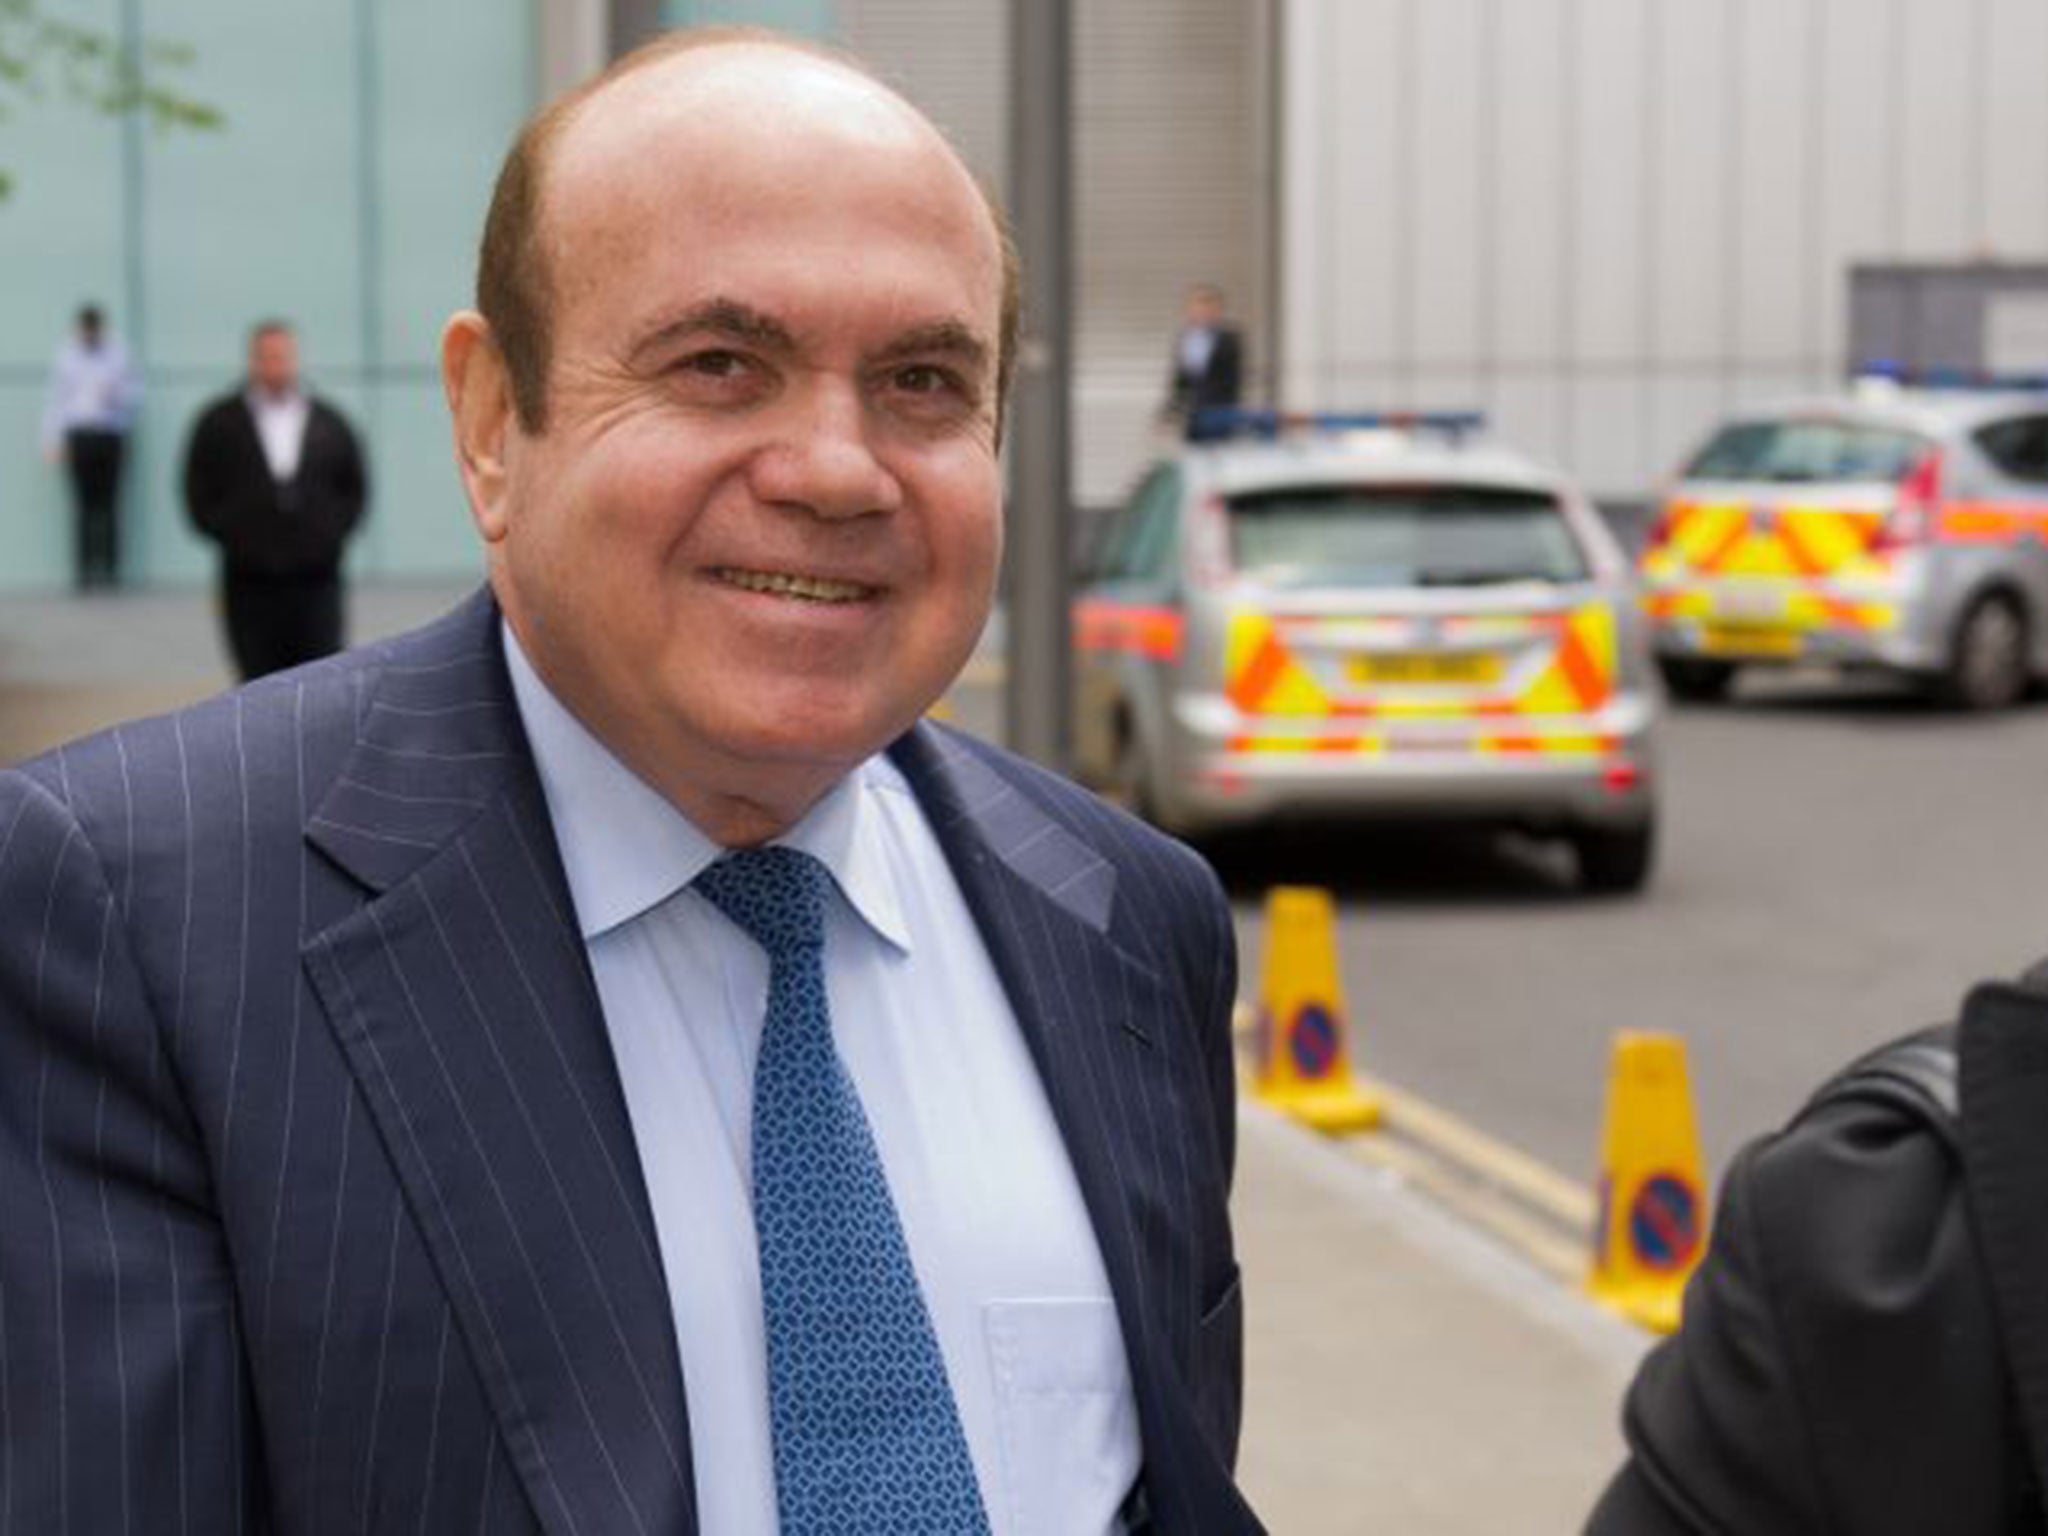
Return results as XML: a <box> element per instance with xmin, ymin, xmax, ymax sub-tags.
<box><xmin>40</xmin><ymin>335</ymin><xmax>140</xmax><ymax>449</ymax></box>
<box><xmin>247</xmin><ymin>387</ymin><xmax>311</xmax><ymax>482</ymax></box>
<box><xmin>504</xmin><ymin>627</ymin><xmax>1142</xmax><ymax>1536</ymax></box>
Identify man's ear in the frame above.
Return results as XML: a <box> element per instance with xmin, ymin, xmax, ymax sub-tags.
<box><xmin>441</xmin><ymin>311</ymin><xmax>516</xmax><ymax>544</ymax></box>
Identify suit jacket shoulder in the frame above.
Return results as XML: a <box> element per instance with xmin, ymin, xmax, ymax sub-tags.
<box><xmin>891</xmin><ymin>722</ymin><xmax>1236</xmax><ymax>1048</ymax></box>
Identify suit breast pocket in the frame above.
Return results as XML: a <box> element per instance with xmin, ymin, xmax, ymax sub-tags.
<box><xmin>984</xmin><ymin>1297</ymin><xmax>1142</xmax><ymax>1536</ymax></box>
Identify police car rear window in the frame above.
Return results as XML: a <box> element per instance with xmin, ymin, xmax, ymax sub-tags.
<box><xmin>1683</xmin><ymin>420</ymin><xmax>1927</xmax><ymax>484</ymax></box>
<box><xmin>1226</xmin><ymin>485</ymin><xmax>1587</xmax><ymax>589</ymax></box>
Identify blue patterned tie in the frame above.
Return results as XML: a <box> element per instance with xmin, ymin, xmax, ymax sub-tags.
<box><xmin>695</xmin><ymin>847</ymin><xmax>992</xmax><ymax>1536</ymax></box>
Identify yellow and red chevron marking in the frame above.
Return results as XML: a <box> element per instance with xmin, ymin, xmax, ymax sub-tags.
<box><xmin>1072</xmin><ymin>598</ymin><xmax>1184</xmax><ymax>661</ymax></box>
<box><xmin>1646</xmin><ymin>500</ymin><xmax>1888</xmax><ymax>581</ymax></box>
<box><xmin>1474</xmin><ymin>732</ymin><xmax>1619</xmax><ymax>755</ymax></box>
<box><xmin>1642</xmin><ymin>584</ymin><xmax>1896</xmax><ymax>632</ymax></box>
<box><xmin>1224</xmin><ymin>732</ymin><xmax>1620</xmax><ymax>756</ymax></box>
<box><xmin>1939</xmin><ymin>500</ymin><xmax>2048</xmax><ymax>544</ymax></box>
<box><xmin>1224</xmin><ymin>612</ymin><xmax>1328</xmax><ymax>716</ymax></box>
<box><xmin>1223</xmin><ymin>603</ymin><xmax>1618</xmax><ymax>731</ymax></box>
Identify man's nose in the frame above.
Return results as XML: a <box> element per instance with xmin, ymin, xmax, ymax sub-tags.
<box><xmin>747</xmin><ymin>380</ymin><xmax>903</xmax><ymax>520</ymax></box>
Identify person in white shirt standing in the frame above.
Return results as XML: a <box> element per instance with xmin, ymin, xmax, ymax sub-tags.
<box><xmin>40</xmin><ymin>302</ymin><xmax>142</xmax><ymax>591</ymax></box>
<box><xmin>182</xmin><ymin>319</ymin><xmax>369</xmax><ymax>679</ymax></box>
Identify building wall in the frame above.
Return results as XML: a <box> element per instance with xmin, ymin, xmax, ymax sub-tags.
<box><xmin>0</xmin><ymin>0</ymin><xmax>531</xmax><ymax>594</ymax></box>
<box><xmin>1280</xmin><ymin>0</ymin><xmax>2048</xmax><ymax>498</ymax></box>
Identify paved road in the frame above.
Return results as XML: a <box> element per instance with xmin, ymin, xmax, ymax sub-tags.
<box><xmin>1215</xmin><ymin>669</ymin><xmax>2048</xmax><ymax>1186</ymax></box>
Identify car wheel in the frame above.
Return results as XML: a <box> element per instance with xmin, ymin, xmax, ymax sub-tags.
<box><xmin>1937</xmin><ymin>593</ymin><xmax>2029</xmax><ymax>711</ymax></box>
<box><xmin>1657</xmin><ymin>656</ymin><xmax>1736</xmax><ymax>703</ymax></box>
<box><xmin>1574</xmin><ymin>821</ymin><xmax>1655</xmax><ymax>895</ymax></box>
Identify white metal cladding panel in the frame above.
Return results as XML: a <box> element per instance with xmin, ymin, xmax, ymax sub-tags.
<box><xmin>1573</xmin><ymin>0</ymin><xmax>1647</xmax><ymax>368</ymax></box>
<box><xmin>1282</xmin><ymin>0</ymin><xmax>2048</xmax><ymax>498</ymax></box>
<box><xmin>1729</xmin><ymin>2</ymin><xmax>1809</xmax><ymax>365</ymax></box>
<box><xmin>1983</xmin><ymin>1</ymin><xmax>2048</xmax><ymax>256</ymax></box>
<box><xmin>1408</xmin><ymin>0</ymin><xmax>1485</xmax><ymax>374</ymax></box>
<box><xmin>1489</xmin><ymin>0</ymin><xmax>1567</xmax><ymax>370</ymax></box>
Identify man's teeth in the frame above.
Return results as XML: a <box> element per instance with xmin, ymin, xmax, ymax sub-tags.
<box><xmin>717</xmin><ymin>569</ymin><xmax>871</xmax><ymax>603</ymax></box>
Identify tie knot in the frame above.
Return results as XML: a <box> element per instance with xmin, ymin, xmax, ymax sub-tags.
<box><xmin>695</xmin><ymin>846</ymin><xmax>829</xmax><ymax>960</ymax></box>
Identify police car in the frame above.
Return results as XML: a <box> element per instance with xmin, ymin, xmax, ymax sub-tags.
<box><xmin>1071</xmin><ymin>410</ymin><xmax>1660</xmax><ymax>892</ymax></box>
<box><xmin>1640</xmin><ymin>371</ymin><xmax>2048</xmax><ymax>708</ymax></box>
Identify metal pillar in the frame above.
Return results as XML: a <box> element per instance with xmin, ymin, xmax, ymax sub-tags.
<box><xmin>1004</xmin><ymin>0</ymin><xmax>1073</xmax><ymax>770</ymax></box>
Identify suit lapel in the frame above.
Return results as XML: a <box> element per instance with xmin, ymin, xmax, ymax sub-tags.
<box><xmin>1958</xmin><ymin>979</ymin><xmax>2048</xmax><ymax>1503</ymax></box>
<box><xmin>889</xmin><ymin>723</ymin><xmax>1231</xmax><ymax>1517</ymax></box>
<box><xmin>303</xmin><ymin>593</ymin><xmax>696</xmax><ymax>1536</ymax></box>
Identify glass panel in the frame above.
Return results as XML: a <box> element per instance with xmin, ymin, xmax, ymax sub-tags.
<box><xmin>1683</xmin><ymin>420</ymin><xmax>1928</xmax><ymax>484</ymax></box>
<box><xmin>1090</xmin><ymin>464</ymin><xmax>1179</xmax><ymax>581</ymax></box>
<box><xmin>1974</xmin><ymin>415</ymin><xmax>2048</xmax><ymax>485</ymax></box>
<box><xmin>1226</xmin><ymin>485</ymin><xmax>1587</xmax><ymax>589</ymax></box>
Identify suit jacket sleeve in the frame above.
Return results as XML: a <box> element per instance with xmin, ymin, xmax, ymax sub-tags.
<box><xmin>1586</xmin><ymin>1083</ymin><xmax>2028</xmax><ymax>1535</ymax></box>
<box><xmin>182</xmin><ymin>399</ymin><xmax>238</xmax><ymax>543</ymax></box>
<box><xmin>1174</xmin><ymin>849</ymin><xmax>1243</xmax><ymax>1468</ymax></box>
<box><xmin>0</xmin><ymin>767</ymin><xmax>262</xmax><ymax>1531</ymax></box>
<box><xmin>312</xmin><ymin>400</ymin><xmax>369</xmax><ymax>546</ymax></box>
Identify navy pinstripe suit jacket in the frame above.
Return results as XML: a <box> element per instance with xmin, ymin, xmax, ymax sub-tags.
<box><xmin>0</xmin><ymin>590</ymin><xmax>1259</xmax><ymax>1535</ymax></box>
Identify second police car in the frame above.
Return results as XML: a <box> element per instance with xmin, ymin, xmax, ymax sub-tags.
<box><xmin>1071</xmin><ymin>410</ymin><xmax>1660</xmax><ymax>893</ymax></box>
<box><xmin>1639</xmin><ymin>372</ymin><xmax>2048</xmax><ymax>708</ymax></box>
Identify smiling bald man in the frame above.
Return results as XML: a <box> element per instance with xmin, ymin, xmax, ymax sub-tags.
<box><xmin>0</xmin><ymin>28</ymin><xmax>1260</xmax><ymax>1536</ymax></box>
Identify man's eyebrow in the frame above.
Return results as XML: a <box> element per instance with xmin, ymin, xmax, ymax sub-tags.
<box><xmin>872</xmin><ymin>321</ymin><xmax>991</xmax><ymax>372</ymax></box>
<box><xmin>629</xmin><ymin>299</ymin><xmax>796</xmax><ymax>363</ymax></box>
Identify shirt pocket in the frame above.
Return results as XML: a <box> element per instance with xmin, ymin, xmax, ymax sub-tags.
<box><xmin>983</xmin><ymin>1297</ymin><xmax>1141</xmax><ymax>1536</ymax></box>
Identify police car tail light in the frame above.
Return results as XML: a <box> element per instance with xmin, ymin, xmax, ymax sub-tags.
<box><xmin>1641</xmin><ymin>497</ymin><xmax>1680</xmax><ymax>552</ymax></box>
<box><xmin>1873</xmin><ymin>447</ymin><xmax>1942</xmax><ymax>553</ymax></box>
<box><xmin>1189</xmin><ymin>495</ymin><xmax>1234</xmax><ymax>588</ymax></box>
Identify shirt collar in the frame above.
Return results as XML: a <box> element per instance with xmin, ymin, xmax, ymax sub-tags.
<box><xmin>501</xmin><ymin>621</ymin><xmax>910</xmax><ymax>953</ymax></box>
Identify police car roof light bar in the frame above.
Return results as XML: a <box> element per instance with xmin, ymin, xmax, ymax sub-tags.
<box><xmin>1852</xmin><ymin>360</ymin><xmax>2048</xmax><ymax>392</ymax></box>
<box><xmin>1192</xmin><ymin>407</ymin><xmax>1488</xmax><ymax>443</ymax></box>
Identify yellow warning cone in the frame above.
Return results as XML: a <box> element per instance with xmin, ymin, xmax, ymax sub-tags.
<box><xmin>1585</xmin><ymin>1031</ymin><xmax>1707</xmax><ymax>1333</ymax></box>
<box><xmin>1249</xmin><ymin>886</ymin><xmax>1381</xmax><ymax>1133</ymax></box>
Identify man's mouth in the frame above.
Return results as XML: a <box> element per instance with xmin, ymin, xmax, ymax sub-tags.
<box><xmin>712</xmin><ymin>567</ymin><xmax>877</xmax><ymax>604</ymax></box>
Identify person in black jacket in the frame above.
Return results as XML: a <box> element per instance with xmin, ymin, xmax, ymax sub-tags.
<box><xmin>1163</xmin><ymin>283</ymin><xmax>1243</xmax><ymax>441</ymax></box>
<box><xmin>183</xmin><ymin>319</ymin><xmax>368</xmax><ymax>680</ymax></box>
<box><xmin>1586</xmin><ymin>969</ymin><xmax>2048</xmax><ymax>1535</ymax></box>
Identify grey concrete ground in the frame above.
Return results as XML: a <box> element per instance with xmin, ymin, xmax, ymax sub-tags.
<box><xmin>0</xmin><ymin>582</ymin><xmax>1645</xmax><ymax>1533</ymax></box>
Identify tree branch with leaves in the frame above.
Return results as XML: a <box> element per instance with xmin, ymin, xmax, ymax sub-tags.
<box><xmin>0</xmin><ymin>0</ymin><xmax>222</xmax><ymax>199</ymax></box>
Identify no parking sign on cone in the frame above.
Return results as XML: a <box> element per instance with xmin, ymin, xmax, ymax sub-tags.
<box><xmin>1250</xmin><ymin>886</ymin><xmax>1381</xmax><ymax>1133</ymax></box>
<box><xmin>1586</xmin><ymin>1031</ymin><xmax>1706</xmax><ymax>1333</ymax></box>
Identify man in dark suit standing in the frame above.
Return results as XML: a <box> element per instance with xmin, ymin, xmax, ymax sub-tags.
<box><xmin>183</xmin><ymin>319</ymin><xmax>368</xmax><ymax>679</ymax></box>
<box><xmin>1164</xmin><ymin>282</ymin><xmax>1244</xmax><ymax>441</ymax></box>
<box><xmin>0</xmin><ymin>27</ymin><xmax>1258</xmax><ymax>1535</ymax></box>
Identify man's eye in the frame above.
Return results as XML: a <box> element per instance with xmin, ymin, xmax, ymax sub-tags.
<box><xmin>893</xmin><ymin>364</ymin><xmax>966</xmax><ymax>398</ymax></box>
<box><xmin>680</xmin><ymin>349</ymin><xmax>749</xmax><ymax>379</ymax></box>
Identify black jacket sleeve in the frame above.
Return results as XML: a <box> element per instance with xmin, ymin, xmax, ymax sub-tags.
<box><xmin>1586</xmin><ymin>1070</ymin><xmax>2031</xmax><ymax>1534</ymax></box>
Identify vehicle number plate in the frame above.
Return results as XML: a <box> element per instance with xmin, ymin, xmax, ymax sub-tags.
<box><xmin>1712</xmin><ymin>586</ymin><xmax>1788</xmax><ymax>622</ymax></box>
<box><xmin>1347</xmin><ymin>651</ymin><xmax>1504</xmax><ymax>685</ymax></box>
<box><xmin>1700</xmin><ymin>623</ymin><xmax>1800</xmax><ymax>657</ymax></box>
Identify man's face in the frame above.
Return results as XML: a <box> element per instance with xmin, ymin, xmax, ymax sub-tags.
<box><xmin>468</xmin><ymin>48</ymin><xmax>1005</xmax><ymax>832</ymax></box>
<box><xmin>249</xmin><ymin>330</ymin><xmax>299</xmax><ymax>396</ymax></box>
